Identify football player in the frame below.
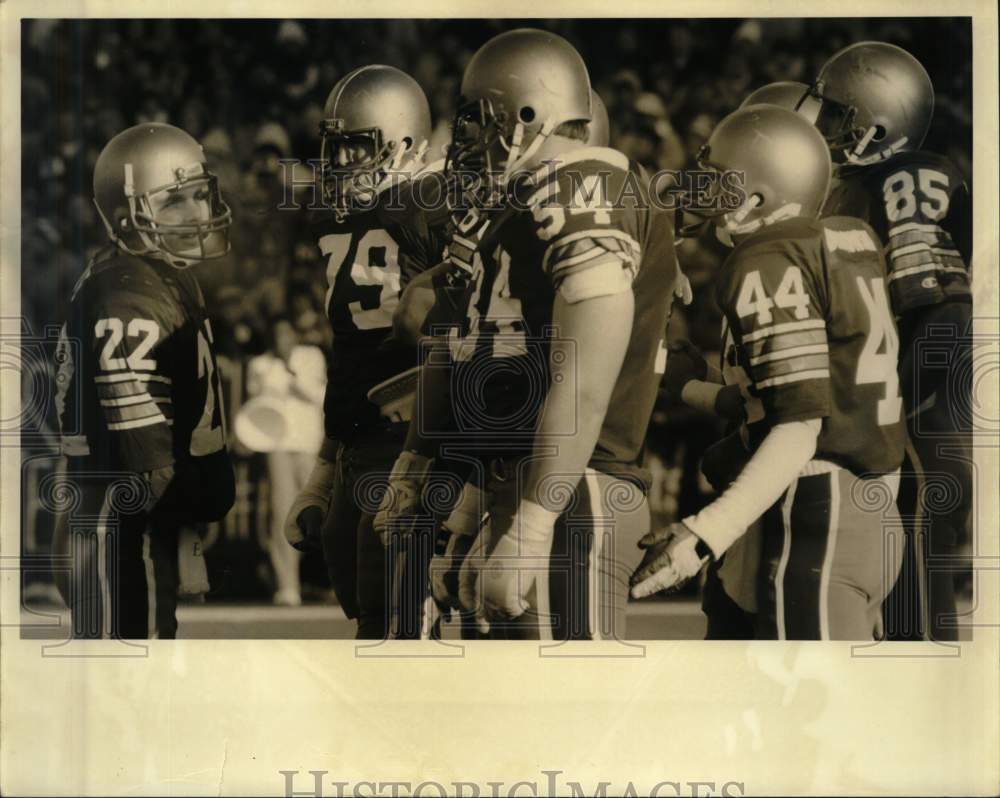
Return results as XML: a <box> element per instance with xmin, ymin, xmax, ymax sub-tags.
<box><xmin>631</xmin><ymin>106</ymin><xmax>907</xmax><ymax>640</ymax></box>
<box><xmin>385</xmin><ymin>28</ymin><xmax>681</xmax><ymax>641</ymax></box>
<box><xmin>665</xmin><ymin>81</ymin><xmax>823</xmax><ymax>640</ymax></box>
<box><xmin>282</xmin><ymin>65</ymin><xmax>451</xmax><ymax>640</ymax></box>
<box><xmin>52</xmin><ymin>123</ymin><xmax>235</xmax><ymax>639</ymax></box>
<box><xmin>809</xmin><ymin>42</ymin><xmax>973</xmax><ymax>640</ymax></box>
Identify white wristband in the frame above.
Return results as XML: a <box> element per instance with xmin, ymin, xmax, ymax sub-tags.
<box><xmin>516</xmin><ymin>500</ymin><xmax>561</xmax><ymax>546</ymax></box>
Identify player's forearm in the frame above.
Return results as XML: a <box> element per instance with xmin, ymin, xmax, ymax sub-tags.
<box><xmin>524</xmin><ymin>372</ymin><xmax>608</xmax><ymax>506</ymax></box>
<box><xmin>145</xmin><ymin>450</ymin><xmax>235</xmax><ymax>523</ymax></box>
<box><xmin>523</xmin><ymin>290</ymin><xmax>632</xmax><ymax>507</ymax></box>
<box><xmin>402</xmin><ymin>340</ymin><xmax>453</xmax><ymax>457</ymax></box>
<box><xmin>683</xmin><ymin>418</ymin><xmax>821</xmax><ymax>557</ymax></box>
<box><xmin>680</xmin><ymin>380</ymin><xmax>746</xmax><ymax>421</ymax></box>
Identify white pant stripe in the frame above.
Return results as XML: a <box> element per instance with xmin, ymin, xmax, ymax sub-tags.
<box><xmin>96</xmin><ymin>499</ymin><xmax>111</xmax><ymax>640</ymax></box>
<box><xmin>775</xmin><ymin>479</ymin><xmax>798</xmax><ymax>641</ymax></box>
<box><xmin>142</xmin><ymin>533</ymin><xmax>158</xmax><ymax>639</ymax></box>
<box><xmin>584</xmin><ymin>469</ymin><xmax>604</xmax><ymax>640</ymax></box>
<box><xmin>905</xmin><ymin>440</ymin><xmax>930</xmax><ymax>641</ymax></box>
<box><xmin>819</xmin><ymin>472</ymin><xmax>841</xmax><ymax>640</ymax></box>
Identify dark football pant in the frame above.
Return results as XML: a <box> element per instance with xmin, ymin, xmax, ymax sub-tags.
<box><xmin>479</xmin><ymin>463</ymin><xmax>647</xmax><ymax>641</ymax></box>
<box><xmin>884</xmin><ymin>421</ymin><xmax>972</xmax><ymax>641</ymax></box>
<box><xmin>702</xmin><ymin>520</ymin><xmax>761</xmax><ymax>640</ymax></box>
<box><xmin>53</xmin><ymin>472</ymin><xmax>180</xmax><ymax>639</ymax></box>
<box><xmin>388</xmin><ymin>463</ymin><xmax>482</xmax><ymax>641</ymax></box>
<box><xmin>386</xmin><ymin>518</ymin><xmax>436</xmax><ymax>640</ymax></box>
<box><xmin>757</xmin><ymin>466</ymin><xmax>903</xmax><ymax>641</ymax></box>
<box><xmin>885</xmin><ymin>305</ymin><xmax>973</xmax><ymax>641</ymax></box>
<box><xmin>702</xmin><ymin>560</ymin><xmax>756</xmax><ymax>640</ymax></box>
<box><xmin>320</xmin><ymin>426</ymin><xmax>406</xmax><ymax>640</ymax></box>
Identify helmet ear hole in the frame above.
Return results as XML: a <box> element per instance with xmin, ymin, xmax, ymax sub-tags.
<box><xmin>518</xmin><ymin>106</ymin><xmax>536</xmax><ymax>124</ymax></box>
<box><xmin>401</xmin><ymin>136</ymin><xmax>413</xmax><ymax>150</ymax></box>
<box><xmin>872</xmin><ymin>125</ymin><xmax>887</xmax><ymax>142</ymax></box>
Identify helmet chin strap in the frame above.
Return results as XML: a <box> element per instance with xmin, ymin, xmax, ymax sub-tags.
<box><xmin>722</xmin><ymin>197</ymin><xmax>804</xmax><ymax>236</ymax></box>
<box><xmin>363</xmin><ymin>138</ymin><xmax>429</xmax><ymax>202</ymax></box>
<box><xmin>846</xmin><ymin>130</ymin><xmax>909</xmax><ymax>166</ymax></box>
<box><xmin>721</xmin><ymin>193</ymin><xmax>763</xmax><ymax>234</ymax></box>
<box><xmin>502</xmin><ymin>119</ymin><xmax>556</xmax><ymax>183</ymax></box>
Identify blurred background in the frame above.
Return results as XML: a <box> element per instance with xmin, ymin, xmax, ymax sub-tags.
<box><xmin>18</xmin><ymin>18</ymin><xmax>972</xmax><ymax>633</ymax></box>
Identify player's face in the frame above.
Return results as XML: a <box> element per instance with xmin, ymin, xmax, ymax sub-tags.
<box><xmin>328</xmin><ymin>135</ymin><xmax>375</xmax><ymax>168</ymax></box>
<box><xmin>148</xmin><ymin>181</ymin><xmax>213</xmax><ymax>254</ymax></box>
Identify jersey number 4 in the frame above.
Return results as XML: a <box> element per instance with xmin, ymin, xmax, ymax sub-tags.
<box><xmin>855</xmin><ymin>276</ymin><xmax>902</xmax><ymax>426</ymax></box>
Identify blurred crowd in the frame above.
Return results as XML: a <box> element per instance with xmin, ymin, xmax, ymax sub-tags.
<box><xmin>19</xmin><ymin>18</ymin><xmax>972</xmax><ymax>602</ymax></box>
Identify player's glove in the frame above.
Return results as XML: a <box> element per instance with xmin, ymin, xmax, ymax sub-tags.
<box><xmin>701</xmin><ymin>430</ymin><xmax>752</xmax><ymax>493</ymax></box>
<box><xmin>430</xmin><ymin>482</ymin><xmax>487</xmax><ymax>612</ymax></box>
<box><xmin>456</xmin><ymin>524</ymin><xmax>492</xmax><ymax>634</ymax></box>
<box><xmin>662</xmin><ymin>339</ymin><xmax>709</xmax><ymax>402</ymax></box>
<box><xmin>479</xmin><ymin>501</ymin><xmax>559</xmax><ymax>621</ymax></box>
<box><xmin>283</xmin><ymin>456</ymin><xmax>336</xmax><ymax>553</ymax></box>
<box><xmin>373</xmin><ymin>451</ymin><xmax>433</xmax><ymax>547</ymax></box>
<box><xmin>630</xmin><ymin>522</ymin><xmax>711</xmax><ymax>599</ymax></box>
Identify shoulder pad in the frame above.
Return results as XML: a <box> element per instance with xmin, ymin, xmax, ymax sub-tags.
<box><xmin>735</xmin><ymin>217</ymin><xmax>823</xmax><ymax>251</ymax></box>
<box><xmin>414</xmin><ymin>157</ymin><xmax>447</xmax><ymax>178</ymax></box>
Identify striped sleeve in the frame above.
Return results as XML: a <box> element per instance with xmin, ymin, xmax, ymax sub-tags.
<box><xmin>543</xmin><ymin>230</ymin><xmax>641</xmax><ymax>288</ymax></box>
<box><xmin>721</xmin><ymin>247</ymin><xmax>831</xmax><ymax>425</ymax></box>
<box><xmin>95</xmin><ymin>371</ymin><xmax>174</xmax><ymax>431</ymax></box>
<box><xmin>885</xmin><ymin>220</ymin><xmax>971</xmax><ymax>313</ymax></box>
<box><xmin>743</xmin><ymin>318</ymin><xmax>830</xmax><ymax>389</ymax></box>
<box><xmin>528</xmin><ymin>157</ymin><xmax>642</xmax><ymax>289</ymax></box>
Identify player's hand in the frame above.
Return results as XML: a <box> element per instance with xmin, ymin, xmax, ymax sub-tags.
<box><xmin>373</xmin><ymin>451</ymin><xmax>433</xmax><ymax>547</ymax></box>
<box><xmin>457</xmin><ymin>526</ymin><xmax>492</xmax><ymax>635</ymax></box>
<box><xmin>430</xmin><ymin>529</ymin><xmax>477</xmax><ymax>612</ymax></box>
<box><xmin>674</xmin><ymin>270</ymin><xmax>694</xmax><ymax>306</ymax></box>
<box><xmin>479</xmin><ymin>501</ymin><xmax>557</xmax><ymax>622</ymax></box>
<box><xmin>630</xmin><ymin>522</ymin><xmax>710</xmax><ymax>599</ymax></box>
<box><xmin>430</xmin><ymin>483</ymin><xmax>487</xmax><ymax>611</ymax></box>
<box><xmin>283</xmin><ymin>457</ymin><xmax>336</xmax><ymax>552</ymax></box>
<box><xmin>701</xmin><ymin>430</ymin><xmax>752</xmax><ymax>493</ymax></box>
<box><xmin>662</xmin><ymin>340</ymin><xmax>709</xmax><ymax>401</ymax></box>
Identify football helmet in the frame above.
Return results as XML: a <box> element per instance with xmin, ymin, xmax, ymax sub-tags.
<box><xmin>587</xmin><ymin>88</ymin><xmax>610</xmax><ymax>147</ymax></box>
<box><xmin>319</xmin><ymin>65</ymin><xmax>432</xmax><ymax>215</ymax></box>
<box><xmin>93</xmin><ymin>123</ymin><xmax>232</xmax><ymax>267</ymax></box>
<box><xmin>446</xmin><ymin>28</ymin><xmax>592</xmax><ymax>185</ymax></box>
<box><xmin>807</xmin><ymin>41</ymin><xmax>934</xmax><ymax>165</ymax></box>
<box><xmin>740</xmin><ymin>81</ymin><xmax>821</xmax><ymax>125</ymax></box>
<box><xmin>694</xmin><ymin>106</ymin><xmax>831</xmax><ymax>237</ymax></box>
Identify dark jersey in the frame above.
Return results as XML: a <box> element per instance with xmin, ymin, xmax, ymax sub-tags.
<box><xmin>314</xmin><ymin>164</ymin><xmax>450</xmax><ymax>440</ymax></box>
<box><xmin>447</xmin><ymin>146</ymin><xmax>678</xmax><ymax>479</ymax></box>
<box><xmin>822</xmin><ymin>151</ymin><xmax>971</xmax><ymax>315</ymax></box>
<box><xmin>55</xmin><ymin>249</ymin><xmax>229</xmax><ymax>475</ymax></box>
<box><xmin>716</xmin><ymin>216</ymin><xmax>906</xmax><ymax>477</ymax></box>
